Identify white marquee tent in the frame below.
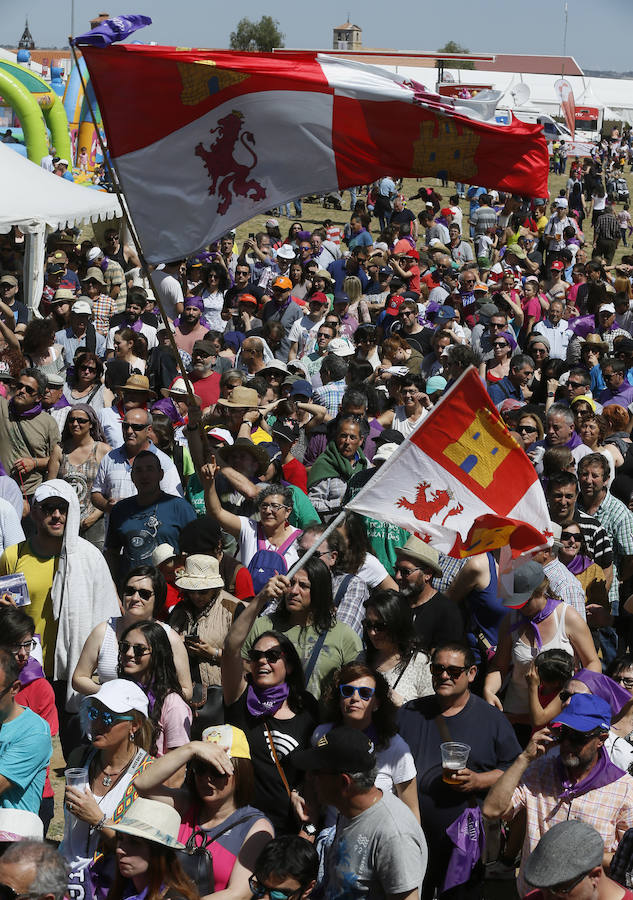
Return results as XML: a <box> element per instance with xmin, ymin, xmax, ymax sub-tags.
<box><xmin>0</xmin><ymin>142</ymin><xmax>122</xmax><ymax>312</ymax></box>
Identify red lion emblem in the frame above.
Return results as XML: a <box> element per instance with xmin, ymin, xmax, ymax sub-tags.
<box><xmin>397</xmin><ymin>481</ymin><xmax>464</xmax><ymax>527</ymax></box>
<box><xmin>195</xmin><ymin>110</ymin><xmax>267</xmax><ymax>215</ymax></box>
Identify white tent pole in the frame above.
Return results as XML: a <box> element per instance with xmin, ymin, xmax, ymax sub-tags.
<box><xmin>23</xmin><ymin>226</ymin><xmax>46</xmax><ymax>319</ymax></box>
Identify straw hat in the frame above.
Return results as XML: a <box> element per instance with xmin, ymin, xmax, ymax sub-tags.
<box><xmin>216</xmin><ymin>386</ymin><xmax>259</xmax><ymax>408</ymax></box>
<box><xmin>395</xmin><ymin>535</ymin><xmax>443</xmax><ymax>577</ymax></box>
<box><xmin>151</xmin><ymin>544</ymin><xmax>177</xmax><ymax>568</ymax></box>
<box><xmin>116</xmin><ymin>373</ymin><xmax>157</xmax><ymax>399</ymax></box>
<box><xmin>160</xmin><ymin>377</ymin><xmax>194</xmax><ymax>399</ymax></box>
<box><xmin>581</xmin><ymin>334</ymin><xmax>609</xmax><ymax>354</ymax></box>
<box><xmin>175</xmin><ymin>554</ymin><xmax>224</xmax><ymax>591</ymax></box>
<box><xmin>109</xmin><ymin>797</ymin><xmax>185</xmax><ymax>850</ymax></box>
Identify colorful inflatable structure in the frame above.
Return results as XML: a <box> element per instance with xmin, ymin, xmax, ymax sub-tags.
<box><xmin>63</xmin><ymin>54</ymin><xmax>104</xmax><ymax>174</ymax></box>
<box><xmin>0</xmin><ymin>57</ymin><xmax>71</xmax><ymax>164</ymax></box>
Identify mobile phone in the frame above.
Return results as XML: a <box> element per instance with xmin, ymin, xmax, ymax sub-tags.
<box><xmin>248</xmin><ymin>232</ymin><xmax>255</xmax><ymax>240</ymax></box>
<box><xmin>184</xmin><ymin>634</ymin><xmax>197</xmax><ymax>644</ymax></box>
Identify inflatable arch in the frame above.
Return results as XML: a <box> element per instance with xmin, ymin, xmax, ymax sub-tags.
<box><xmin>0</xmin><ymin>59</ymin><xmax>71</xmax><ymax>164</ymax></box>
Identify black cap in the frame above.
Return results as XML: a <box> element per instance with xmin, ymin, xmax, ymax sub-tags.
<box><xmin>272</xmin><ymin>419</ymin><xmax>300</xmax><ymax>443</ymax></box>
<box><xmin>374</xmin><ymin>428</ymin><xmax>405</xmax><ymax>447</ymax></box>
<box><xmin>293</xmin><ymin>726</ymin><xmax>376</xmax><ymax>773</ymax></box>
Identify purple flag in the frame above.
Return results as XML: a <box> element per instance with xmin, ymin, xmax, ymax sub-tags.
<box><xmin>73</xmin><ymin>14</ymin><xmax>152</xmax><ymax>47</ymax></box>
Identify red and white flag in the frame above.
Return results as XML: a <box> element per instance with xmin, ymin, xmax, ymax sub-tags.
<box><xmin>554</xmin><ymin>78</ymin><xmax>576</xmax><ymax>139</ymax></box>
<box><xmin>347</xmin><ymin>367</ymin><xmax>549</xmax><ymax>558</ymax></box>
<box><xmin>80</xmin><ymin>45</ymin><xmax>549</xmax><ymax>263</ymax></box>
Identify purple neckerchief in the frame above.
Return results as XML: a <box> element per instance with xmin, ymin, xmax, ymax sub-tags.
<box><xmin>8</xmin><ymin>399</ymin><xmax>43</xmax><ymax>420</ymax></box>
<box><xmin>443</xmin><ymin>806</ymin><xmax>485</xmax><ymax>892</ymax></box>
<box><xmin>572</xmin><ymin>668</ymin><xmax>632</xmax><ymax>717</ymax></box>
<box><xmin>133</xmin><ymin>679</ymin><xmax>156</xmax><ymax>712</ymax></box>
<box><xmin>510</xmin><ymin>597</ymin><xmax>561</xmax><ymax>650</ymax></box>
<box><xmin>124</xmin><ymin>317</ymin><xmax>143</xmax><ymax>333</ymax></box>
<box><xmin>18</xmin><ymin>656</ymin><xmax>45</xmax><ymax>687</ymax></box>
<box><xmin>246</xmin><ymin>682</ymin><xmax>289</xmax><ymax>717</ymax></box>
<box><xmin>100</xmin><ymin>256</ymin><xmax>109</xmax><ymax>273</ymax></box>
<box><xmin>49</xmin><ymin>395</ymin><xmax>70</xmax><ymax>410</ymax></box>
<box><xmin>567</xmin><ymin>430</ymin><xmax>583</xmax><ymax>449</ymax></box>
<box><xmin>556</xmin><ymin>746</ymin><xmax>625</xmax><ymax>802</ymax></box>
<box><xmin>566</xmin><ymin>553</ymin><xmax>594</xmax><ymax>576</ymax></box>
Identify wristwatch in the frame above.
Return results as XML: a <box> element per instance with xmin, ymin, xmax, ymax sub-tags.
<box><xmin>302</xmin><ymin>823</ymin><xmax>317</xmax><ymax>837</ymax></box>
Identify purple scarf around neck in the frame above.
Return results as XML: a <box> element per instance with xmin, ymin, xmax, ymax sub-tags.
<box><xmin>510</xmin><ymin>596</ymin><xmax>561</xmax><ymax>650</ymax></box>
<box><xmin>8</xmin><ymin>398</ymin><xmax>43</xmax><ymax>420</ymax></box>
<box><xmin>246</xmin><ymin>682</ymin><xmax>289</xmax><ymax>717</ymax></box>
<box><xmin>134</xmin><ymin>680</ymin><xmax>156</xmax><ymax>712</ymax></box>
<box><xmin>566</xmin><ymin>553</ymin><xmax>594</xmax><ymax>576</ymax></box>
<box><xmin>556</xmin><ymin>746</ymin><xmax>625</xmax><ymax>802</ymax></box>
<box><xmin>18</xmin><ymin>656</ymin><xmax>45</xmax><ymax>687</ymax></box>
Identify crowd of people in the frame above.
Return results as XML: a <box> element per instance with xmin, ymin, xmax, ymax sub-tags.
<box><xmin>3</xmin><ymin>158</ymin><xmax>633</xmax><ymax>899</ymax></box>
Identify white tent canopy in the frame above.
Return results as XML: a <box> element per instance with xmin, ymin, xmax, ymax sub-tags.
<box><xmin>0</xmin><ymin>142</ymin><xmax>122</xmax><ymax>312</ymax></box>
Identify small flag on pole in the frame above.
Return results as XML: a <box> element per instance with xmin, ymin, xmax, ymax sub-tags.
<box><xmin>347</xmin><ymin>367</ymin><xmax>549</xmax><ymax>558</ymax></box>
<box><xmin>73</xmin><ymin>14</ymin><xmax>152</xmax><ymax>47</ymax></box>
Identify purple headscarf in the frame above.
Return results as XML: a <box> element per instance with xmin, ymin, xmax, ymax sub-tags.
<box><xmin>572</xmin><ymin>668</ymin><xmax>632</xmax><ymax>717</ymax></box>
<box><xmin>183</xmin><ymin>296</ymin><xmax>204</xmax><ymax>312</ymax></box>
<box><xmin>496</xmin><ymin>330</ymin><xmax>517</xmax><ymax>352</ymax></box>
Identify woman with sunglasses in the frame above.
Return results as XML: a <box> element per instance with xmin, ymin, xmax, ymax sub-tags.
<box><xmin>515</xmin><ymin>410</ymin><xmax>545</xmax><ymax>454</ymax></box>
<box><xmin>118</xmin><ymin>620</ymin><xmax>192</xmax><ymax>757</ymax></box>
<box><xmin>0</xmin><ymin>607</ymin><xmax>58</xmax><ymax>832</ymax></box>
<box><xmin>484</xmin><ymin>561</ymin><xmax>600</xmax><ymax>745</ymax></box>
<box><xmin>47</xmin><ymin>403</ymin><xmax>111</xmax><ymax>547</ymax></box>
<box><xmin>558</xmin><ymin>518</ymin><xmax>610</xmax><ymax>627</ymax></box>
<box><xmin>197</xmin><ymin>263</ymin><xmax>229</xmax><ymax>333</ymax></box>
<box><xmin>311</xmin><ymin>662</ymin><xmax>420</xmax><ymax>822</ymax></box>
<box><xmin>63</xmin><ymin>350</ymin><xmax>108</xmax><ymax>411</ymax></box>
<box><xmin>221</xmin><ymin>576</ymin><xmax>319</xmax><ymax>834</ymax></box>
<box><xmin>363</xmin><ymin>589</ymin><xmax>432</xmax><ymax>706</ymax></box>
<box><xmin>60</xmin><ymin>679</ymin><xmax>153</xmax><ymax>892</ymax></box>
<box><xmin>479</xmin><ymin>330</ymin><xmax>516</xmax><ymax>385</ymax></box>
<box><xmin>578</xmin><ymin>413</ymin><xmax>623</xmax><ymax>475</ymax></box>
<box><xmin>135</xmin><ymin>725</ymin><xmax>273</xmax><ymax>898</ymax></box>
<box><xmin>73</xmin><ymin>565</ymin><xmax>192</xmax><ymax>702</ymax></box>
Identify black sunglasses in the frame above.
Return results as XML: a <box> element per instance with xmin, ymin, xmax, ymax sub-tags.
<box><xmin>516</xmin><ymin>424</ymin><xmax>538</xmax><ymax>434</ymax></box>
<box><xmin>68</xmin><ymin>417</ymin><xmax>90</xmax><ymax>425</ymax></box>
<box><xmin>430</xmin><ymin>663</ymin><xmax>469</xmax><ymax>679</ymax></box>
<box><xmin>39</xmin><ymin>500</ymin><xmax>69</xmax><ymax>516</ymax></box>
<box><xmin>15</xmin><ymin>382</ymin><xmax>37</xmax><ymax>395</ymax></box>
<box><xmin>118</xmin><ymin>641</ymin><xmax>151</xmax><ymax>660</ymax></box>
<box><xmin>362</xmin><ymin>618</ymin><xmax>387</xmax><ymax>632</ymax></box>
<box><xmin>123</xmin><ymin>586</ymin><xmax>154</xmax><ymax>601</ymax></box>
<box><xmin>122</xmin><ymin>422</ymin><xmax>148</xmax><ymax>432</ymax></box>
<box><xmin>248</xmin><ymin>648</ymin><xmax>285</xmax><ymax>664</ymax></box>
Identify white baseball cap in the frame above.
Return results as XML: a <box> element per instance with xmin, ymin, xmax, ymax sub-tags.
<box><xmin>90</xmin><ymin>679</ymin><xmax>149</xmax><ymax>716</ymax></box>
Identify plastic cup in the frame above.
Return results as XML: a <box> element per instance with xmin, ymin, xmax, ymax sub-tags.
<box><xmin>65</xmin><ymin>768</ymin><xmax>89</xmax><ymax>791</ymax></box>
<box><xmin>440</xmin><ymin>742</ymin><xmax>471</xmax><ymax>785</ymax></box>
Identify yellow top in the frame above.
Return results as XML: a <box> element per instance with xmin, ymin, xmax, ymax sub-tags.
<box><xmin>0</xmin><ymin>541</ymin><xmax>59</xmax><ymax>676</ymax></box>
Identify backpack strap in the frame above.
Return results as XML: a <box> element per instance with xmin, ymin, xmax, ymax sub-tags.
<box><xmin>303</xmin><ymin>630</ymin><xmax>327</xmax><ymax>688</ymax></box>
<box><xmin>276</xmin><ymin>528</ymin><xmax>302</xmax><ymax>557</ymax></box>
<box><xmin>333</xmin><ymin>574</ymin><xmax>353</xmax><ymax>609</ymax></box>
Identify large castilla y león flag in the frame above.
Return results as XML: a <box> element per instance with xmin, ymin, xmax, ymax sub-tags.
<box><xmin>347</xmin><ymin>367</ymin><xmax>549</xmax><ymax>558</ymax></box>
<box><xmin>79</xmin><ymin>42</ymin><xmax>549</xmax><ymax>263</ymax></box>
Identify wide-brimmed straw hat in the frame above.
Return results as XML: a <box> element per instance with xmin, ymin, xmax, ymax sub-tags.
<box><xmin>116</xmin><ymin>373</ymin><xmax>157</xmax><ymax>399</ymax></box>
<box><xmin>109</xmin><ymin>797</ymin><xmax>185</xmax><ymax>850</ymax></box>
<box><xmin>175</xmin><ymin>554</ymin><xmax>224</xmax><ymax>591</ymax></box>
<box><xmin>216</xmin><ymin>386</ymin><xmax>259</xmax><ymax>409</ymax></box>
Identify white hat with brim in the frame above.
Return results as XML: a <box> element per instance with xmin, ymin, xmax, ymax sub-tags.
<box><xmin>151</xmin><ymin>543</ymin><xmax>177</xmax><ymax>568</ymax></box>
<box><xmin>0</xmin><ymin>809</ymin><xmax>43</xmax><ymax>842</ymax></box>
<box><xmin>109</xmin><ymin>798</ymin><xmax>185</xmax><ymax>850</ymax></box>
<box><xmin>327</xmin><ymin>338</ymin><xmax>355</xmax><ymax>357</ymax></box>
<box><xmin>175</xmin><ymin>554</ymin><xmax>224</xmax><ymax>591</ymax></box>
<box><xmin>90</xmin><ymin>678</ymin><xmax>149</xmax><ymax>717</ymax></box>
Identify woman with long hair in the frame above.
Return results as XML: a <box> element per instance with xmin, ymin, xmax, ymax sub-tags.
<box><xmin>113</xmin><ymin>327</ymin><xmax>146</xmax><ymax>374</ymax></box>
<box><xmin>134</xmin><ymin>727</ymin><xmax>273</xmax><ymax>898</ymax></box>
<box><xmin>289</xmin><ymin>261</ymin><xmax>312</xmax><ymax>301</ymax></box>
<box><xmin>60</xmin><ymin>679</ymin><xmax>154</xmax><ymax>893</ymax></box>
<box><xmin>118</xmin><ymin>620</ymin><xmax>192</xmax><ymax>757</ymax></box>
<box><xmin>479</xmin><ymin>330</ymin><xmax>516</xmax><ymax>384</ymax></box>
<box><xmin>73</xmin><ymin>565</ymin><xmax>192</xmax><ymax>702</ymax></box>
<box><xmin>242</xmin><ymin>556</ymin><xmax>362</xmax><ymax>701</ymax></box>
<box><xmin>484</xmin><ymin>561</ymin><xmax>600</xmax><ymax>745</ymax></box>
<box><xmin>557</xmin><ymin>517</ymin><xmax>610</xmax><ymax>631</ymax></box>
<box><xmin>47</xmin><ymin>403</ymin><xmax>111</xmax><ymax>546</ymax></box>
<box><xmin>363</xmin><ymin>589</ymin><xmax>432</xmax><ymax>706</ymax></box>
<box><xmin>63</xmin><ymin>350</ymin><xmax>108</xmax><ymax>411</ymax></box>
<box><xmin>198</xmin><ymin>263</ymin><xmax>229</xmax><ymax>332</ymax></box>
<box><xmin>108</xmin><ymin>797</ymin><xmax>200</xmax><ymax>900</ymax></box>
<box><xmin>22</xmin><ymin>317</ymin><xmax>65</xmax><ymax>376</ymax></box>
<box><xmin>343</xmin><ymin>274</ymin><xmax>370</xmax><ymax>324</ymax></box>
<box><xmin>577</xmin><ymin>412</ymin><xmax>623</xmax><ymax>475</ymax></box>
<box><xmin>335</xmin><ymin>512</ymin><xmax>398</xmax><ymax>591</ymax></box>
<box><xmin>315</xmin><ymin>662</ymin><xmax>420</xmax><ymax>819</ymax></box>
<box><xmin>221</xmin><ymin>575</ymin><xmax>318</xmax><ymax>834</ymax></box>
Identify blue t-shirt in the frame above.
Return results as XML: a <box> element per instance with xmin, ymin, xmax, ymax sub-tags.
<box><xmin>326</xmin><ymin>259</ymin><xmax>369</xmax><ymax>293</ymax></box>
<box><xmin>0</xmin><ymin>706</ymin><xmax>52</xmax><ymax>812</ymax></box>
<box><xmin>348</xmin><ymin>230</ymin><xmax>373</xmax><ymax>250</ymax></box>
<box><xmin>106</xmin><ymin>491</ymin><xmax>196</xmax><ymax>570</ymax></box>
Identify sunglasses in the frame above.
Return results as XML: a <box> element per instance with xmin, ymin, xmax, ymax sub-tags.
<box><xmin>362</xmin><ymin>618</ymin><xmax>387</xmax><ymax>632</ymax></box>
<box><xmin>516</xmin><ymin>424</ymin><xmax>538</xmax><ymax>434</ymax></box>
<box><xmin>493</xmin><ymin>342</ymin><xmax>509</xmax><ymax>348</ymax></box>
<box><xmin>557</xmin><ymin>725</ymin><xmax>599</xmax><ymax>745</ymax></box>
<box><xmin>613</xmin><ymin>675</ymin><xmax>633</xmax><ymax>690</ymax></box>
<box><xmin>430</xmin><ymin>663</ymin><xmax>469</xmax><ymax>679</ymax></box>
<box><xmin>560</xmin><ymin>531</ymin><xmax>581</xmax><ymax>542</ymax></box>
<box><xmin>339</xmin><ymin>684</ymin><xmax>375</xmax><ymax>700</ymax></box>
<box><xmin>123</xmin><ymin>586</ymin><xmax>154</xmax><ymax>602</ymax></box>
<box><xmin>15</xmin><ymin>382</ymin><xmax>37</xmax><ymax>395</ymax></box>
<box><xmin>39</xmin><ymin>501</ymin><xmax>68</xmax><ymax>516</ymax></box>
<box><xmin>248</xmin><ymin>648</ymin><xmax>285</xmax><ymax>664</ymax></box>
<box><xmin>9</xmin><ymin>639</ymin><xmax>36</xmax><ymax>653</ymax></box>
<box><xmin>191</xmin><ymin>760</ymin><xmax>229</xmax><ymax>779</ymax></box>
<box><xmin>394</xmin><ymin>564</ymin><xmax>421</xmax><ymax>576</ymax></box>
<box><xmin>547</xmin><ymin>870</ymin><xmax>592</xmax><ymax>896</ymax></box>
<box><xmin>78</xmin><ymin>364</ymin><xmax>97</xmax><ymax>372</ymax></box>
<box><xmin>68</xmin><ymin>417</ymin><xmax>90</xmax><ymax>425</ymax></box>
<box><xmin>86</xmin><ymin>705</ymin><xmax>135</xmax><ymax>727</ymax></box>
<box><xmin>249</xmin><ymin>876</ymin><xmax>303</xmax><ymax>900</ymax></box>
<box><xmin>122</xmin><ymin>422</ymin><xmax>148</xmax><ymax>432</ymax></box>
<box><xmin>118</xmin><ymin>641</ymin><xmax>151</xmax><ymax>660</ymax></box>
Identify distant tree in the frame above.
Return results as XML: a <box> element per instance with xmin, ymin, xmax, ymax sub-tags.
<box><xmin>436</xmin><ymin>40</ymin><xmax>475</xmax><ymax>70</ymax></box>
<box><xmin>230</xmin><ymin>16</ymin><xmax>284</xmax><ymax>52</ymax></box>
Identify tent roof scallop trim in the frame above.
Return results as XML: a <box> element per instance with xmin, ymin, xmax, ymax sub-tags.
<box><xmin>0</xmin><ymin>142</ymin><xmax>121</xmax><ymax>234</ymax></box>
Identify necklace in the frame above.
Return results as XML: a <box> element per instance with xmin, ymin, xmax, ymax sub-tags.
<box><xmin>99</xmin><ymin>750</ymin><xmax>136</xmax><ymax>788</ymax></box>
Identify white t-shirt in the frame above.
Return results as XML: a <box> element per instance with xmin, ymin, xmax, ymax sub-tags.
<box><xmin>357</xmin><ymin>553</ymin><xmax>390</xmax><ymax>589</ymax></box>
<box><xmin>200</xmin><ymin>289</ymin><xmax>227</xmax><ymax>332</ymax></box>
<box><xmin>289</xmin><ymin>314</ymin><xmax>324</xmax><ymax>357</ymax></box>
<box><xmin>238</xmin><ymin>516</ymin><xmax>301</xmax><ymax>569</ymax></box>
<box><xmin>106</xmin><ymin>322</ymin><xmax>158</xmax><ymax>352</ymax></box>
<box><xmin>0</xmin><ymin>497</ymin><xmax>25</xmax><ymax>554</ymax></box>
<box><xmin>152</xmin><ymin>269</ymin><xmax>184</xmax><ymax>321</ymax></box>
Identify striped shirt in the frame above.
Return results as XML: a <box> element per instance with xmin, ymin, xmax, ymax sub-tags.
<box><xmin>595</xmin><ymin>211</ymin><xmax>621</xmax><ymax>242</ymax></box>
<box><xmin>509</xmin><ymin>752</ymin><xmax>633</xmax><ymax>896</ymax></box>
<box><xmin>575</xmin><ymin>510</ymin><xmax>614</xmax><ymax>571</ymax></box>
<box><xmin>578</xmin><ymin>491</ymin><xmax>633</xmax><ymax>613</ymax></box>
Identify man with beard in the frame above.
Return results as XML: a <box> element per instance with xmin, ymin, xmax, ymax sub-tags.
<box><xmin>394</xmin><ymin>536</ymin><xmax>465</xmax><ymax>652</ymax></box>
<box><xmin>105</xmin><ymin>290</ymin><xmax>158</xmax><ymax>355</ymax></box>
<box><xmin>174</xmin><ymin>297</ymin><xmax>209</xmax><ymax>355</ymax></box>
<box><xmin>189</xmin><ymin>340</ymin><xmax>221</xmax><ymax>411</ymax></box>
<box><xmin>483</xmin><ymin>693</ymin><xmax>633</xmax><ymax>896</ymax></box>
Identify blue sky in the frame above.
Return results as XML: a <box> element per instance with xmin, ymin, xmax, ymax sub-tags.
<box><xmin>5</xmin><ymin>0</ymin><xmax>633</xmax><ymax>72</ymax></box>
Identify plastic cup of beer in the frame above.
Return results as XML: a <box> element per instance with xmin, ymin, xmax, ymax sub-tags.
<box><xmin>65</xmin><ymin>768</ymin><xmax>89</xmax><ymax>791</ymax></box>
<box><xmin>440</xmin><ymin>742</ymin><xmax>470</xmax><ymax>785</ymax></box>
